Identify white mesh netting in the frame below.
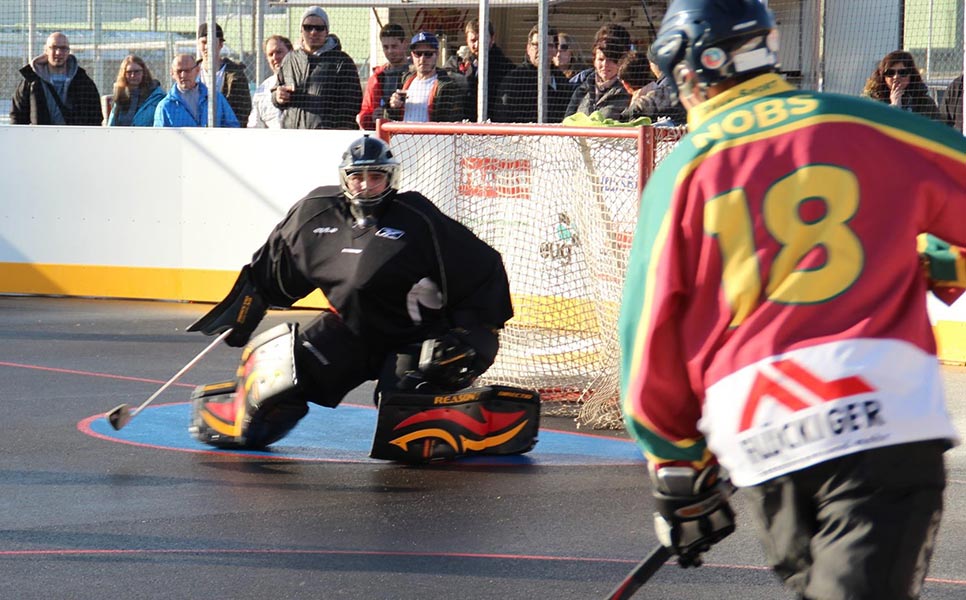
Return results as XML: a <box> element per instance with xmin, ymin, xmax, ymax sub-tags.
<box><xmin>386</xmin><ymin>125</ymin><xmax>685</xmax><ymax>428</ymax></box>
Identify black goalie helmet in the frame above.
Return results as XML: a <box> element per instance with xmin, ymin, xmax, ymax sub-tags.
<box><xmin>651</xmin><ymin>0</ymin><xmax>779</xmax><ymax>97</ymax></box>
<box><xmin>339</xmin><ymin>136</ymin><xmax>401</xmax><ymax>226</ymax></box>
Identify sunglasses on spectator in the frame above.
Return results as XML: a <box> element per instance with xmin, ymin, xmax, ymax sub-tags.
<box><xmin>412</xmin><ymin>50</ymin><xmax>437</xmax><ymax>57</ymax></box>
<box><xmin>885</xmin><ymin>67</ymin><xmax>914</xmax><ymax>77</ymax></box>
<box><xmin>302</xmin><ymin>24</ymin><xmax>327</xmax><ymax>32</ymax></box>
<box><xmin>125</xmin><ymin>69</ymin><xmax>143</xmax><ymax>75</ymax></box>
<box><xmin>558</xmin><ymin>44</ymin><xmax>570</xmax><ymax>51</ymax></box>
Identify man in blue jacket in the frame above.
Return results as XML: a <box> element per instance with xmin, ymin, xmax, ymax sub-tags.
<box><xmin>153</xmin><ymin>53</ymin><xmax>239</xmax><ymax>127</ymax></box>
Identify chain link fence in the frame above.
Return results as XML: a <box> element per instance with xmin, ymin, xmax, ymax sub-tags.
<box><xmin>0</xmin><ymin>1</ymin><xmax>963</xmax><ymax>125</ymax></box>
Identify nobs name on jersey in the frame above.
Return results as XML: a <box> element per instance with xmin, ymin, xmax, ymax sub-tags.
<box><xmin>687</xmin><ymin>77</ymin><xmax>820</xmax><ymax>151</ymax></box>
<box><xmin>701</xmin><ymin>339</ymin><xmax>960</xmax><ymax>487</ymax></box>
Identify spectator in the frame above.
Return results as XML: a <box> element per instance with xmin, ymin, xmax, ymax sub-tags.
<box><xmin>154</xmin><ymin>53</ymin><xmax>239</xmax><ymax>128</ymax></box>
<box><xmin>10</xmin><ymin>32</ymin><xmax>101</xmax><ymax>125</ymax></box>
<box><xmin>941</xmin><ymin>74</ymin><xmax>963</xmax><ymax>132</ymax></box>
<box><xmin>620</xmin><ymin>49</ymin><xmax>686</xmax><ymax>125</ymax></box>
<box><xmin>443</xmin><ymin>18</ymin><xmax>514</xmax><ymax>122</ymax></box>
<box><xmin>494</xmin><ymin>25</ymin><xmax>571</xmax><ymax>123</ymax></box>
<box><xmin>568</xmin><ymin>24</ymin><xmax>630</xmax><ymax>87</ymax></box>
<box><xmin>385</xmin><ymin>32</ymin><xmax>463</xmax><ymax>123</ymax></box>
<box><xmin>616</xmin><ymin>49</ymin><xmax>654</xmax><ymax>95</ymax></box>
<box><xmin>248</xmin><ymin>35</ymin><xmax>293</xmax><ymax>129</ymax></box>
<box><xmin>357</xmin><ymin>23</ymin><xmax>411</xmax><ymax>130</ymax></box>
<box><xmin>273</xmin><ymin>6</ymin><xmax>362</xmax><ymax>130</ymax></box>
<box><xmin>862</xmin><ymin>50</ymin><xmax>942</xmax><ymax>122</ymax></box>
<box><xmin>564</xmin><ymin>35</ymin><xmax>631</xmax><ymax>121</ymax></box>
<box><xmin>553</xmin><ymin>32</ymin><xmax>588</xmax><ymax>80</ymax></box>
<box><xmin>197</xmin><ymin>22</ymin><xmax>252</xmax><ymax>127</ymax></box>
<box><xmin>107</xmin><ymin>56</ymin><xmax>165</xmax><ymax>127</ymax></box>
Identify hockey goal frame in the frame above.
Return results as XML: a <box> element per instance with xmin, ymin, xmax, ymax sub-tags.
<box><xmin>375</xmin><ymin>121</ymin><xmax>681</xmax><ymax>428</ymax></box>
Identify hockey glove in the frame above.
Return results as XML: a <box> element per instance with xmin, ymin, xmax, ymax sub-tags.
<box><xmin>187</xmin><ymin>265</ymin><xmax>268</xmax><ymax>348</ymax></box>
<box><xmin>649</xmin><ymin>463</ymin><xmax>735</xmax><ymax>568</ymax></box>
<box><xmin>417</xmin><ymin>332</ymin><xmax>479</xmax><ymax>391</ymax></box>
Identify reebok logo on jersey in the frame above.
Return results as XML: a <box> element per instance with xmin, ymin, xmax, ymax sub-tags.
<box><xmin>375</xmin><ymin>227</ymin><xmax>405</xmax><ymax>240</ymax></box>
<box><xmin>313</xmin><ymin>227</ymin><xmax>339</xmax><ymax>235</ymax></box>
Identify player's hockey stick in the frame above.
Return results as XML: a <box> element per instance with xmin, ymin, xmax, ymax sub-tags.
<box><xmin>105</xmin><ymin>329</ymin><xmax>232</xmax><ymax>430</ymax></box>
<box><xmin>604</xmin><ymin>544</ymin><xmax>672</xmax><ymax>600</ymax></box>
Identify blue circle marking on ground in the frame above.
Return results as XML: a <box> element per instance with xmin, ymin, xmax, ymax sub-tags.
<box><xmin>85</xmin><ymin>403</ymin><xmax>645</xmax><ymax>466</ymax></box>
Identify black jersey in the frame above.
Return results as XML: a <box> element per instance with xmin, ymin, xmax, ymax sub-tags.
<box><xmin>248</xmin><ymin>186</ymin><xmax>513</xmax><ymax>350</ymax></box>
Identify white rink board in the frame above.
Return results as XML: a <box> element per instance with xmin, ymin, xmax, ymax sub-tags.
<box><xmin>2</xmin><ymin>125</ymin><xmax>966</xmax><ymax>329</ymax></box>
<box><xmin>0</xmin><ymin>126</ymin><xmax>359</xmax><ymax>270</ymax></box>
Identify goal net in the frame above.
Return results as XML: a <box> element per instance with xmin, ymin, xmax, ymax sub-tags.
<box><xmin>378</xmin><ymin>122</ymin><xmax>685</xmax><ymax>428</ymax></box>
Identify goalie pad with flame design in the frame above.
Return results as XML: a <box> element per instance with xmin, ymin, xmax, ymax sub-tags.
<box><xmin>370</xmin><ymin>385</ymin><xmax>540</xmax><ymax>462</ymax></box>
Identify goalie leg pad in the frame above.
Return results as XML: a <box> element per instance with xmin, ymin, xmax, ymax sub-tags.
<box><xmin>189</xmin><ymin>322</ymin><xmax>309</xmax><ymax>449</ymax></box>
<box><xmin>370</xmin><ymin>385</ymin><xmax>540</xmax><ymax>463</ymax></box>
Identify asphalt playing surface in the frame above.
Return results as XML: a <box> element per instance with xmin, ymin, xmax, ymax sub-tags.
<box><xmin>1</xmin><ymin>296</ymin><xmax>964</xmax><ymax>599</ymax></box>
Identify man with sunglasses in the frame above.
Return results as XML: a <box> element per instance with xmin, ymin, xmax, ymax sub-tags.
<box><xmin>273</xmin><ymin>6</ymin><xmax>361</xmax><ymax>129</ymax></box>
<box><xmin>384</xmin><ymin>32</ymin><xmax>463</xmax><ymax>123</ymax></box>
<box><xmin>493</xmin><ymin>25</ymin><xmax>571</xmax><ymax>123</ymax></box>
<box><xmin>11</xmin><ymin>32</ymin><xmax>101</xmax><ymax>125</ymax></box>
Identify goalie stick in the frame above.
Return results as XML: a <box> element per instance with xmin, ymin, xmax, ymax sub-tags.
<box><xmin>604</xmin><ymin>544</ymin><xmax>672</xmax><ymax>600</ymax></box>
<box><xmin>105</xmin><ymin>329</ymin><xmax>231</xmax><ymax>430</ymax></box>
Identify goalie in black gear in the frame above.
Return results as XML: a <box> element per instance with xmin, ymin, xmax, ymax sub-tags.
<box><xmin>188</xmin><ymin>136</ymin><xmax>537</xmax><ymax>460</ymax></box>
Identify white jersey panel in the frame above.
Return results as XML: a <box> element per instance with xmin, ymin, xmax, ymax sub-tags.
<box><xmin>701</xmin><ymin>338</ymin><xmax>960</xmax><ymax>486</ymax></box>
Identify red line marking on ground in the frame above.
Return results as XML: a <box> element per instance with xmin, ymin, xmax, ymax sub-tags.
<box><xmin>0</xmin><ymin>360</ymin><xmax>195</xmax><ymax>388</ymax></box>
<box><xmin>0</xmin><ymin>548</ymin><xmax>961</xmax><ymax>586</ymax></box>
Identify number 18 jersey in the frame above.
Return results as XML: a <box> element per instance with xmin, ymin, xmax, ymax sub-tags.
<box><xmin>620</xmin><ymin>73</ymin><xmax>966</xmax><ymax>486</ymax></box>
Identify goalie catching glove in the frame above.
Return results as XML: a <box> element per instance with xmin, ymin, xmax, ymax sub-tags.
<box><xmin>408</xmin><ymin>326</ymin><xmax>498</xmax><ymax>392</ymax></box>
<box><xmin>649</xmin><ymin>462</ymin><xmax>735</xmax><ymax>568</ymax></box>
<box><xmin>187</xmin><ymin>266</ymin><xmax>268</xmax><ymax>348</ymax></box>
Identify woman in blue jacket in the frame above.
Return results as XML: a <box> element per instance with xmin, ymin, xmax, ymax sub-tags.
<box><xmin>107</xmin><ymin>56</ymin><xmax>166</xmax><ymax>127</ymax></box>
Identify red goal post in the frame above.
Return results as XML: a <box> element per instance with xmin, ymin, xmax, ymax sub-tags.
<box><xmin>377</xmin><ymin>121</ymin><xmax>686</xmax><ymax>428</ymax></box>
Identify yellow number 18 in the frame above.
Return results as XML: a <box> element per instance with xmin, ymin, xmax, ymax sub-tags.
<box><xmin>704</xmin><ymin>164</ymin><xmax>863</xmax><ymax>328</ymax></box>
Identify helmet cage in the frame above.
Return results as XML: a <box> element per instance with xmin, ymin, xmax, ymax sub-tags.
<box><xmin>340</xmin><ymin>165</ymin><xmax>400</xmax><ymax>207</ymax></box>
<box><xmin>338</xmin><ymin>136</ymin><xmax>402</xmax><ymax>226</ymax></box>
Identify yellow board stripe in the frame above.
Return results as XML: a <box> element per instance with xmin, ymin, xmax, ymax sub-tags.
<box><xmin>0</xmin><ymin>262</ymin><xmax>328</xmax><ymax>308</ymax></box>
<box><xmin>8</xmin><ymin>263</ymin><xmax>964</xmax><ymax>363</ymax></box>
<box><xmin>0</xmin><ymin>262</ymin><xmax>617</xmax><ymax>332</ymax></box>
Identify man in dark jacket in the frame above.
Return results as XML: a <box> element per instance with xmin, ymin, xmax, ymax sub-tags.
<box><xmin>443</xmin><ymin>18</ymin><xmax>514</xmax><ymax>122</ymax></box>
<box><xmin>10</xmin><ymin>32</ymin><xmax>101</xmax><ymax>125</ymax></box>
<box><xmin>494</xmin><ymin>26</ymin><xmax>572</xmax><ymax>123</ymax></box>
<box><xmin>273</xmin><ymin>6</ymin><xmax>362</xmax><ymax>129</ymax></box>
<box><xmin>941</xmin><ymin>74</ymin><xmax>963</xmax><ymax>133</ymax></box>
<box><xmin>357</xmin><ymin>22</ymin><xmax>411</xmax><ymax>129</ymax></box>
<box><xmin>621</xmin><ymin>51</ymin><xmax>687</xmax><ymax>125</ymax></box>
<box><xmin>197</xmin><ymin>22</ymin><xmax>251</xmax><ymax>127</ymax></box>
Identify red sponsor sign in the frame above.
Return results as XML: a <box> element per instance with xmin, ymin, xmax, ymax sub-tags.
<box><xmin>458</xmin><ymin>157</ymin><xmax>531</xmax><ymax>199</ymax></box>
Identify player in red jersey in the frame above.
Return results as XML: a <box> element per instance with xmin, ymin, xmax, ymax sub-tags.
<box><xmin>619</xmin><ymin>1</ymin><xmax>966</xmax><ymax>597</ymax></box>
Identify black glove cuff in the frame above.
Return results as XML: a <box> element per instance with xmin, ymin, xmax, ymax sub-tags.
<box><xmin>187</xmin><ymin>266</ymin><xmax>268</xmax><ymax>347</ymax></box>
